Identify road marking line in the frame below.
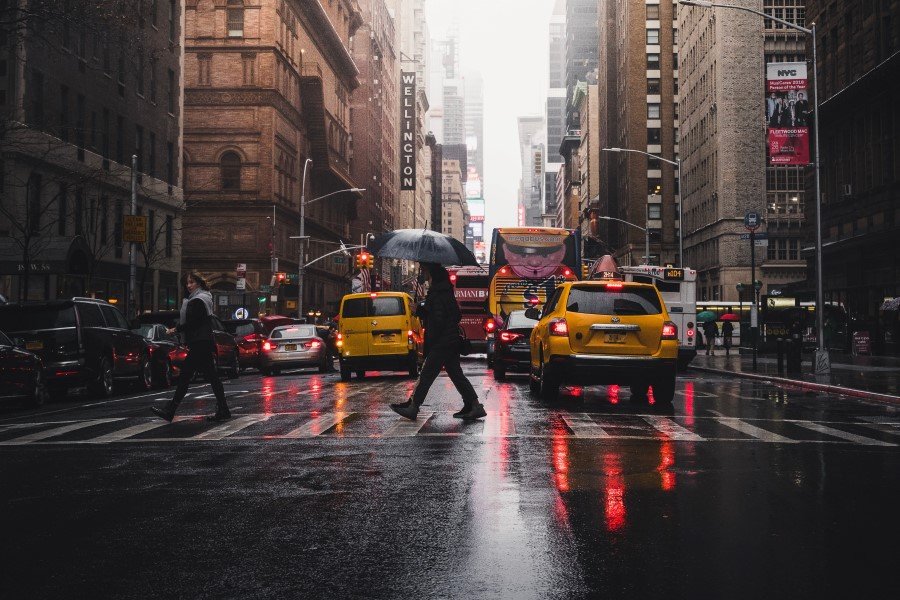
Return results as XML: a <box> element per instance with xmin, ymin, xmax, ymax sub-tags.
<box><xmin>793</xmin><ymin>422</ymin><xmax>896</xmax><ymax>446</ymax></box>
<box><xmin>0</xmin><ymin>418</ymin><xmax>124</xmax><ymax>445</ymax></box>
<box><xmin>281</xmin><ymin>412</ymin><xmax>352</xmax><ymax>438</ymax></box>
<box><xmin>714</xmin><ymin>417</ymin><xmax>797</xmax><ymax>443</ymax></box>
<box><xmin>382</xmin><ymin>412</ymin><xmax>434</xmax><ymax>437</ymax></box>
<box><xmin>82</xmin><ymin>421</ymin><xmax>172</xmax><ymax>443</ymax></box>
<box><xmin>192</xmin><ymin>415</ymin><xmax>272</xmax><ymax>440</ymax></box>
<box><xmin>856</xmin><ymin>416</ymin><xmax>900</xmax><ymax>425</ymax></box>
<box><xmin>481</xmin><ymin>411</ymin><xmax>515</xmax><ymax>437</ymax></box>
<box><xmin>642</xmin><ymin>416</ymin><xmax>705</xmax><ymax>441</ymax></box>
<box><xmin>562</xmin><ymin>414</ymin><xmax>612</xmax><ymax>438</ymax></box>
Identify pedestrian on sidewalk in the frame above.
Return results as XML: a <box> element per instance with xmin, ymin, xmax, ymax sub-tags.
<box><xmin>722</xmin><ymin>320</ymin><xmax>734</xmax><ymax>356</ymax></box>
<box><xmin>703</xmin><ymin>320</ymin><xmax>719</xmax><ymax>356</ymax></box>
<box><xmin>152</xmin><ymin>272</ymin><xmax>231</xmax><ymax>423</ymax></box>
<box><xmin>391</xmin><ymin>263</ymin><xmax>485</xmax><ymax>421</ymax></box>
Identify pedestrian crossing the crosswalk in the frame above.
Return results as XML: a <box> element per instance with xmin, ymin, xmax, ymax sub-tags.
<box><xmin>0</xmin><ymin>411</ymin><xmax>896</xmax><ymax>447</ymax></box>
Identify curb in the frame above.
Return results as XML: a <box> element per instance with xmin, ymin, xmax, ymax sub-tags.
<box><xmin>690</xmin><ymin>365</ymin><xmax>900</xmax><ymax>405</ymax></box>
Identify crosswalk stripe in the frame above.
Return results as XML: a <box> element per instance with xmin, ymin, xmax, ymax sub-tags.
<box><xmin>84</xmin><ymin>421</ymin><xmax>172</xmax><ymax>443</ymax></box>
<box><xmin>642</xmin><ymin>416</ymin><xmax>705</xmax><ymax>441</ymax></box>
<box><xmin>281</xmin><ymin>412</ymin><xmax>352</xmax><ymax>438</ymax></box>
<box><xmin>383</xmin><ymin>412</ymin><xmax>434</xmax><ymax>437</ymax></box>
<box><xmin>481</xmin><ymin>412</ymin><xmax>515</xmax><ymax>437</ymax></box>
<box><xmin>0</xmin><ymin>419</ymin><xmax>124</xmax><ymax>445</ymax></box>
<box><xmin>714</xmin><ymin>417</ymin><xmax>797</xmax><ymax>443</ymax></box>
<box><xmin>192</xmin><ymin>415</ymin><xmax>271</xmax><ymax>440</ymax></box>
<box><xmin>562</xmin><ymin>414</ymin><xmax>611</xmax><ymax>438</ymax></box>
<box><xmin>793</xmin><ymin>422</ymin><xmax>896</xmax><ymax>446</ymax></box>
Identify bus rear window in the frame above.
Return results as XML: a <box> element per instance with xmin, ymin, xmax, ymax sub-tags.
<box><xmin>565</xmin><ymin>287</ymin><xmax>662</xmax><ymax>316</ymax></box>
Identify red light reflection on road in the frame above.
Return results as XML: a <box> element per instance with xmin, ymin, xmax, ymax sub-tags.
<box><xmin>260</xmin><ymin>381</ymin><xmax>276</xmax><ymax>413</ymax></box>
<box><xmin>602</xmin><ymin>452</ymin><xmax>626</xmax><ymax>532</ymax></box>
<box><xmin>551</xmin><ymin>421</ymin><xmax>570</xmax><ymax>493</ymax></box>
<box><xmin>658</xmin><ymin>441</ymin><xmax>676</xmax><ymax>491</ymax></box>
<box><xmin>683</xmin><ymin>381</ymin><xmax>695</xmax><ymax>427</ymax></box>
<box><xmin>607</xmin><ymin>385</ymin><xmax>620</xmax><ymax>405</ymax></box>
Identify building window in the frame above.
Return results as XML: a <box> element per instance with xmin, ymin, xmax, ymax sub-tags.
<box><xmin>115</xmin><ymin>200</ymin><xmax>123</xmax><ymax>258</ymax></box>
<box><xmin>59</xmin><ymin>85</ymin><xmax>69</xmax><ymax>142</ymax></box>
<box><xmin>648</xmin><ymin>204</ymin><xmax>662</xmax><ymax>220</ymax></box>
<box><xmin>76</xmin><ymin>94</ymin><xmax>85</xmax><ymax>159</ymax></box>
<box><xmin>30</xmin><ymin>70</ymin><xmax>44</xmax><ymax>128</ymax></box>
<box><xmin>198</xmin><ymin>54</ymin><xmax>211</xmax><ymax>86</ymax></box>
<box><xmin>647</xmin><ymin>29</ymin><xmax>660</xmax><ymax>45</ymax></box>
<box><xmin>165</xmin><ymin>215</ymin><xmax>173</xmax><ymax>258</ymax></box>
<box><xmin>74</xmin><ymin>186</ymin><xmax>84</xmax><ymax>235</ymax></box>
<box><xmin>647</xmin><ymin>53</ymin><xmax>660</xmax><ymax>70</ymax></box>
<box><xmin>242</xmin><ymin>53</ymin><xmax>256</xmax><ymax>86</ymax></box>
<box><xmin>167</xmin><ymin>69</ymin><xmax>175</xmax><ymax>113</ymax></box>
<box><xmin>166</xmin><ymin>142</ymin><xmax>174</xmax><ymax>186</ymax></box>
<box><xmin>137</xmin><ymin>52</ymin><xmax>145</xmax><ymax>96</ymax></box>
<box><xmin>149</xmin><ymin>132</ymin><xmax>156</xmax><ymax>178</ymax></box>
<box><xmin>27</xmin><ymin>174</ymin><xmax>42</xmax><ymax>234</ymax></box>
<box><xmin>647</xmin><ymin>78</ymin><xmax>660</xmax><ymax>94</ymax></box>
<box><xmin>100</xmin><ymin>196</ymin><xmax>108</xmax><ymax>244</ymax></box>
<box><xmin>227</xmin><ymin>0</ymin><xmax>245</xmax><ymax>38</ymax></box>
<box><xmin>647</xmin><ymin>4</ymin><xmax>660</xmax><ymax>20</ymax></box>
<box><xmin>148</xmin><ymin>210</ymin><xmax>156</xmax><ymax>252</ymax></box>
<box><xmin>221</xmin><ymin>151</ymin><xmax>241</xmax><ymax>189</ymax></box>
<box><xmin>116</xmin><ymin>115</ymin><xmax>124</xmax><ymax>164</ymax></box>
<box><xmin>57</xmin><ymin>184</ymin><xmax>67</xmax><ymax>235</ymax></box>
<box><xmin>647</xmin><ymin>178</ymin><xmax>662</xmax><ymax>196</ymax></box>
<box><xmin>647</xmin><ymin>128</ymin><xmax>661</xmax><ymax>144</ymax></box>
<box><xmin>648</xmin><ymin>103</ymin><xmax>660</xmax><ymax>119</ymax></box>
<box><xmin>149</xmin><ymin>58</ymin><xmax>157</xmax><ymax>103</ymax></box>
<box><xmin>168</xmin><ymin>0</ymin><xmax>177</xmax><ymax>42</ymax></box>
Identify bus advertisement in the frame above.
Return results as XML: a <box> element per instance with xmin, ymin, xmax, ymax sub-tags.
<box><xmin>448</xmin><ymin>266</ymin><xmax>491</xmax><ymax>353</ymax></box>
<box><xmin>488</xmin><ymin>227</ymin><xmax>582</xmax><ymax>321</ymax></box>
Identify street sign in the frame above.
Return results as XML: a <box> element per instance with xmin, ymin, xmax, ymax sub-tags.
<box><xmin>236</xmin><ymin>277</ymin><xmax>246</xmax><ymax>290</ymax></box>
<box><xmin>233</xmin><ymin>307</ymin><xmax>249</xmax><ymax>320</ymax></box>
<box><xmin>740</xmin><ymin>232</ymin><xmax>769</xmax><ymax>246</ymax></box>
<box><xmin>236</xmin><ymin>263</ymin><xmax>247</xmax><ymax>277</ymax></box>
<box><xmin>122</xmin><ymin>215</ymin><xmax>147</xmax><ymax>243</ymax></box>
<box><xmin>333</xmin><ymin>256</ymin><xmax>346</xmax><ymax>264</ymax></box>
<box><xmin>744</xmin><ymin>211</ymin><xmax>761</xmax><ymax>231</ymax></box>
<box><xmin>260</xmin><ymin>284</ymin><xmax>271</xmax><ymax>293</ymax></box>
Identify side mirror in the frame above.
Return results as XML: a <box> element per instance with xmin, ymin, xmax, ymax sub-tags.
<box><xmin>13</xmin><ymin>337</ymin><xmax>26</xmax><ymax>348</ymax></box>
<box><xmin>524</xmin><ymin>307</ymin><xmax>541</xmax><ymax>321</ymax></box>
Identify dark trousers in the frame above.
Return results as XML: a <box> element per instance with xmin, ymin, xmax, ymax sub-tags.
<box><xmin>411</xmin><ymin>341</ymin><xmax>478</xmax><ymax>407</ymax></box>
<box><xmin>169</xmin><ymin>341</ymin><xmax>228</xmax><ymax>413</ymax></box>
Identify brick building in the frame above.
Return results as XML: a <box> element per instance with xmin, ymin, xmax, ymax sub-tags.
<box><xmin>182</xmin><ymin>0</ymin><xmax>363</xmax><ymax>319</ymax></box>
<box><xmin>441</xmin><ymin>159</ymin><xmax>467</xmax><ymax>243</ymax></box>
<box><xmin>0</xmin><ymin>0</ymin><xmax>184</xmax><ymax>314</ymax></box>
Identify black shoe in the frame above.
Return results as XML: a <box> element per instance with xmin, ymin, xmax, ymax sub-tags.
<box><xmin>151</xmin><ymin>406</ymin><xmax>175</xmax><ymax>422</ymax></box>
<box><xmin>452</xmin><ymin>406</ymin><xmax>472</xmax><ymax>418</ymax></box>
<box><xmin>460</xmin><ymin>403</ymin><xmax>487</xmax><ymax>421</ymax></box>
<box><xmin>391</xmin><ymin>402</ymin><xmax>419</xmax><ymax>421</ymax></box>
<box><xmin>206</xmin><ymin>411</ymin><xmax>232</xmax><ymax>422</ymax></box>
<box><xmin>390</xmin><ymin>398</ymin><xmax>413</xmax><ymax>411</ymax></box>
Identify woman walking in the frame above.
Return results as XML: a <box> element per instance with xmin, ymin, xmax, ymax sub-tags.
<box><xmin>391</xmin><ymin>263</ymin><xmax>485</xmax><ymax>421</ymax></box>
<box><xmin>152</xmin><ymin>272</ymin><xmax>231</xmax><ymax>422</ymax></box>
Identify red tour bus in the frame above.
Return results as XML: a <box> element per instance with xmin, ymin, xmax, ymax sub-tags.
<box><xmin>448</xmin><ymin>265</ymin><xmax>491</xmax><ymax>353</ymax></box>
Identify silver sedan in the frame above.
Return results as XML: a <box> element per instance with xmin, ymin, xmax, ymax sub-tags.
<box><xmin>259</xmin><ymin>325</ymin><xmax>329</xmax><ymax>375</ymax></box>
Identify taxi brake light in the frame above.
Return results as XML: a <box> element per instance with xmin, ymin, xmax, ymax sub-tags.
<box><xmin>370</xmin><ymin>292</ymin><xmax>377</xmax><ymax>298</ymax></box>
<box><xmin>662</xmin><ymin>321</ymin><xmax>678</xmax><ymax>340</ymax></box>
<box><xmin>550</xmin><ymin>319</ymin><xmax>568</xmax><ymax>336</ymax></box>
<box><xmin>606</xmin><ymin>283</ymin><xmax>624</xmax><ymax>290</ymax></box>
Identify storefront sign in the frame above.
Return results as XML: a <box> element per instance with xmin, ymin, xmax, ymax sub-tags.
<box><xmin>400</xmin><ymin>72</ymin><xmax>416</xmax><ymax>190</ymax></box>
<box><xmin>766</xmin><ymin>62</ymin><xmax>810</xmax><ymax>165</ymax></box>
<box><xmin>852</xmin><ymin>331</ymin><xmax>871</xmax><ymax>356</ymax></box>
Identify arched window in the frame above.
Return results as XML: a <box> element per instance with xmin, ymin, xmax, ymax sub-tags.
<box><xmin>221</xmin><ymin>151</ymin><xmax>241</xmax><ymax>190</ymax></box>
<box><xmin>227</xmin><ymin>0</ymin><xmax>244</xmax><ymax>38</ymax></box>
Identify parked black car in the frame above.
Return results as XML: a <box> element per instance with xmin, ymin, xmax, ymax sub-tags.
<box><xmin>222</xmin><ymin>318</ymin><xmax>266</xmax><ymax>371</ymax></box>
<box><xmin>492</xmin><ymin>309</ymin><xmax>538</xmax><ymax>380</ymax></box>
<box><xmin>0</xmin><ymin>330</ymin><xmax>47</xmax><ymax>406</ymax></box>
<box><xmin>0</xmin><ymin>298</ymin><xmax>153</xmax><ymax>398</ymax></box>
<box><xmin>133</xmin><ymin>310</ymin><xmax>240</xmax><ymax>378</ymax></box>
<box><xmin>132</xmin><ymin>323</ymin><xmax>189</xmax><ymax>388</ymax></box>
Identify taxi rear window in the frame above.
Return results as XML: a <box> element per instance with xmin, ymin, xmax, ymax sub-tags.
<box><xmin>341</xmin><ymin>297</ymin><xmax>405</xmax><ymax>318</ymax></box>
<box><xmin>565</xmin><ymin>286</ymin><xmax>662</xmax><ymax>316</ymax></box>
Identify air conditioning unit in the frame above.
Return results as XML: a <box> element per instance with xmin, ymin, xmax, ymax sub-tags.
<box><xmin>842</xmin><ymin>184</ymin><xmax>853</xmax><ymax>197</ymax></box>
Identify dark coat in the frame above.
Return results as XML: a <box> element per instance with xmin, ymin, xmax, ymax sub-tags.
<box><xmin>420</xmin><ymin>280</ymin><xmax>461</xmax><ymax>355</ymax></box>
<box><xmin>176</xmin><ymin>297</ymin><xmax>214</xmax><ymax>346</ymax></box>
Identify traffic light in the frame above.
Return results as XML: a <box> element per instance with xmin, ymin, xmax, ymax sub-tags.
<box><xmin>276</xmin><ymin>272</ymin><xmax>286</xmax><ymax>283</ymax></box>
<box><xmin>356</xmin><ymin>252</ymin><xmax>372</xmax><ymax>269</ymax></box>
<box><xmin>366</xmin><ymin>253</ymin><xmax>374</xmax><ymax>269</ymax></box>
<box><xmin>581</xmin><ymin>263</ymin><xmax>591</xmax><ymax>279</ymax></box>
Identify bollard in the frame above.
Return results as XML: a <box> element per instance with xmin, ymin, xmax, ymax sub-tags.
<box><xmin>776</xmin><ymin>338</ymin><xmax>785</xmax><ymax>375</ymax></box>
<box><xmin>787</xmin><ymin>335</ymin><xmax>802</xmax><ymax>374</ymax></box>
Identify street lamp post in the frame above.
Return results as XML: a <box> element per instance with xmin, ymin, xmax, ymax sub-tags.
<box><xmin>602</xmin><ymin>147</ymin><xmax>682</xmax><ymax>266</ymax></box>
<box><xmin>736</xmin><ymin>282</ymin><xmax>745</xmax><ymax>346</ymax></box>
<box><xmin>596</xmin><ymin>216</ymin><xmax>649</xmax><ymax>266</ymax></box>
<box><xmin>678</xmin><ymin>0</ymin><xmax>828</xmax><ymax>373</ymax></box>
<box><xmin>295</xmin><ymin>172</ymin><xmax>365</xmax><ymax>321</ymax></box>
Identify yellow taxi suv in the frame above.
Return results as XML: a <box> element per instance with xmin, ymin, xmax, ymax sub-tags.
<box><xmin>336</xmin><ymin>292</ymin><xmax>423</xmax><ymax>382</ymax></box>
<box><xmin>527</xmin><ymin>279</ymin><xmax>678</xmax><ymax>404</ymax></box>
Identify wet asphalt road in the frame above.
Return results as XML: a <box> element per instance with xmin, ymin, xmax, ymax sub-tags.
<box><xmin>1</xmin><ymin>357</ymin><xmax>898</xmax><ymax>599</ymax></box>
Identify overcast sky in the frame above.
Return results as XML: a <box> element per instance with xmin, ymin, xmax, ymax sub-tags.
<box><xmin>424</xmin><ymin>0</ymin><xmax>555</xmax><ymax>243</ymax></box>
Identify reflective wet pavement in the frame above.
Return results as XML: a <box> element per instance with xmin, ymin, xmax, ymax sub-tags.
<box><xmin>1</xmin><ymin>358</ymin><xmax>897</xmax><ymax>599</ymax></box>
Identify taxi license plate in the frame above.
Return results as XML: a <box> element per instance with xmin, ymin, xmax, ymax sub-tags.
<box><xmin>380</xmin><ymin>334</ymin><xmax>396</xmax><ymax>342</ymax></box>
<box><xmin>284</xmin><ymin>344</ymin><xmax>297</xmax><ymax>351</ymax></box>
<box><xmin>604</xmin><ymin>333</ymin><xmax>625</xmax><ymax>344</ymax></box>
<box><xmin>26</xmin><ymin>340</ymin><xmax>43</xmax><ymax>350</ymax></box>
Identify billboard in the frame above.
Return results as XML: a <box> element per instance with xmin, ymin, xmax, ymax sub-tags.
<box><xmin>766</xmin><ymin>62</ymin><xmax>810</xmax><ymax>165</ymax></box>
<box><xmin>400</xmin><ymin>72</ymin><xmax>416</xmax><ymax>190</ymax></box>
<box><xmin>467</xmin><ymin>197</ymin><xmax>485</xmax><ymax>223</ymax></box>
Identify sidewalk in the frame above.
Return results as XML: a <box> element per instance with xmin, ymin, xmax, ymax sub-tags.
<box><xmin>691</xmin><ymin>350</ymin><xmax>900</xmax><ymax>403</ymax></box>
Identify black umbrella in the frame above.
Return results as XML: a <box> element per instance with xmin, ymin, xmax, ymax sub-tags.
<box><xmin>366</xmin><ymin>229</ymin><xmax>479</xmax><ymax>266</ymax></box>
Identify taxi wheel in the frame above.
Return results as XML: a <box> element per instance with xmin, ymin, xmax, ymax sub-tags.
<box><xmin>652</xmin><ymin>377</ymin><xmax>676</xmax><ymax>405</ymax></box>
<box><xmin>528</xmin><ymin>373</ymin><xmax>540</xmax><ymax>394</ymax></box>
<box><xmin>629</xmin><ymin>383</ymin><xmax>650</xmax><ymax>404</ymax></box>
<box><xmin>339</xmin><ymin>364</ymin><xmax>351</xmax><ymax>382</ymax></box>
<box><xmin>538</xmin><ymin>358</ymin><xmax>560</xmax><ymax>401</ymax></box>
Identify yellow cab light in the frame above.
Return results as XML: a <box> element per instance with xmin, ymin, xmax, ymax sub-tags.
<box><xmin>662</xmin><ymin>321</ymin><xmax>678</xmax><ymax>340</ymax></box>
<box><xmin>370</xmin><ymin>292</ymin><xmax>377</xmax><ymax>298</ymax></box>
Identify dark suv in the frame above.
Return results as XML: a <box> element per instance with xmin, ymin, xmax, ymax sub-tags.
<box><xmin>133</xmin><ymin>310</ymin><xmax>240</xmax><ymax>378</ymax></box>
<box><xmin>0</xmin><ymin>298</ymin><xmax>153</xmax><ymax>399</ymax></box>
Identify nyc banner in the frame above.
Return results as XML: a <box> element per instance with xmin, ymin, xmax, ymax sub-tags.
<box><xmin>766</xmin><ymin>62</ymin><xmax>811</xmax><ymax>165</ymax></box>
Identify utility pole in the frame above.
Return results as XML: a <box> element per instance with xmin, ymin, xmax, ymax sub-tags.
<box><xmin>129</xmin><ymin>154</ymin><xmax>137</xmax><ymax>319</ymax></box>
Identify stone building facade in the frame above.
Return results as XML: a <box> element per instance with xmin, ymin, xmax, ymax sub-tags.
<box><xmin>441</xmin><ymin>159</ymin><xmax>468</xmax><ymax>244</ymax></box>
<box><xmin>0</xmin><ymin>0</ymin><xmax>184</xmax><ymax>314</ymax></box>
<box><xmin>182</xmin><ymin>0</ymin><xmax>362</xmax><ymax>319</ymax></box>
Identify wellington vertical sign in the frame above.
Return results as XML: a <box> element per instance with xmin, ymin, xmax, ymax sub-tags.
<box><xmin>765</xmin><ymin>62</ymin><xmax>811</xmax><ymax>165</ymax></box>
<box><xmin>400</xmin><ymin>72</ymin><xmax>416</xmax><ymax>190</ymax></box>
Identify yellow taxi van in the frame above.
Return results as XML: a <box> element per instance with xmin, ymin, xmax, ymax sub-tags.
<box><xmin>336</xmin><ymin>292</ymin><xmax>423</xmax><ymax>382</ymax></box>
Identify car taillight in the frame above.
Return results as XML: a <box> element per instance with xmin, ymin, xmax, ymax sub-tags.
<box><xmin>263</xmin><ymin>340</ymin><xmax>276</xmax><ymax>351</ymax></box>
<box><xmin>528</xmin><ymin>296</ymin><xmax>540</xmax><ymax>305</ymax></box>
<box><xmin>662</xmin><ymin>321</ymin><xmax>678</xmax><ymax>340</ymax></box>
<box><xmin>336</xmin><ymin>333</ymin><xmax>344</xmax><ymax>348</ymax></box>
<box><xmin>308</xmin><ymin>340</ymin><xmax>321</xmax><ymax>349</ymax></box>
<box><xmin>242</xmin><ymin>333</ymin><xmax>259</xmax><ymax>342</ymax></box>
<box><xmin>483</xmin><ymin>318</ymin><xmax>496</xmax><ymax>333</ymax></box>
<box><xmin>499</xmin><ymin>331</ymin><xmax>523</xmax><ymax>343</ymax></box>
<box><xmin>550</xmin><ymin>319</ymin><xmax>568</xmax><ymax>336</ymax></box>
